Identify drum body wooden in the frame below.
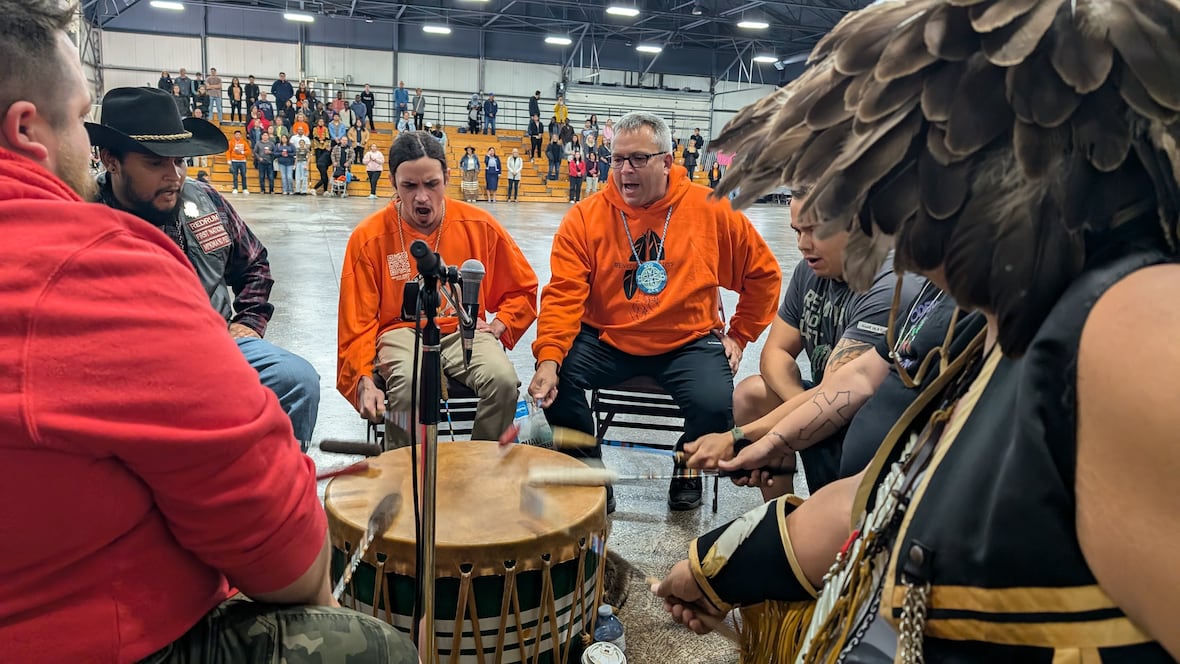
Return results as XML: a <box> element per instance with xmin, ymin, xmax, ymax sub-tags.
<box><xmin>326</xmin><ymin>441</ymin><xmax>608</xmax><ymax>664</ymax></box>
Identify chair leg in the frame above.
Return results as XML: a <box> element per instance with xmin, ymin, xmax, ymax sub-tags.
<box><xmin>712</xmin><ymin>477</ymin><xmax>719</xmax><ymax>513</ymax></box>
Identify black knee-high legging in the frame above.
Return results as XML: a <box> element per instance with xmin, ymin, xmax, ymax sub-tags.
<box><xmin>368</xmin><ymin>170</ymin><xmax>381</xmax><ymax>196</ymax></box>
<box><xmin>313</xmin><ymin>150</ymin><xmax>331</xmax><ymax>191</ymax></box>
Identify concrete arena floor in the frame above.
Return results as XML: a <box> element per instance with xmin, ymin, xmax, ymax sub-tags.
<box><xmin>235</xmin><ymin>191</ymin><xmax>808</xmax><ymax>663</ymax></box>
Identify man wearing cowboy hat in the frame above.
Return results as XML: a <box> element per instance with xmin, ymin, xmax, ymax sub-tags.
<box><xmin>0</xmin><ymin>3</ymin><xmax>415</xmax><ymax>663</ymax></box>
<box><xmin>89</xmin><ymin>86</ymin><xmax>322</xmax><ymax>450</ymax></box>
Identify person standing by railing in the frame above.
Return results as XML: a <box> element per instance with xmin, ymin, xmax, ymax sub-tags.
<box><xmin>412</xmin><ymin>88</ymin><xmax>426</xmax><ymax>131</ymax></box>
<box><xmin>360</xmin><ymin>84</ymin><xmax>376</xmax><ymax>130</ymax></box>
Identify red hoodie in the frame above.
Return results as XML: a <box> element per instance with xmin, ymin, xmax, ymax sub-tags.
<box><xmin>0</xmin><ymin>148</ymin><xmax>325</xmax><ymax>662</ymax></box>
<box><xmin>533</xmin><ymin>165</ymin><xmax>782</xmax><ymax>364</ymax></box>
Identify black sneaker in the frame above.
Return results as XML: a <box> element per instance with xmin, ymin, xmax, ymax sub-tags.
<box><xmin>668</xmin><ymin>476</ymin><xmax>702</xmax><ymax>511</ymax></box>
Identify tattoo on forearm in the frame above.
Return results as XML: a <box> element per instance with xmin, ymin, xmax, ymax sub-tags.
<box><xmin>796</xmin><ymin>390</ymin><xmax>855</xmax><ymax>444</ymax></box>
<box><xmin>824</xmin><ymin>340</ymin><xmax>873</xmax><ymax>375</ymax></box>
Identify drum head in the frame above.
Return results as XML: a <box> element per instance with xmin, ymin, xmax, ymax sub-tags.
<box><xmin>326</xmin><ymin>441</ymin><xmax>607</xmax><ymax>576</ymax></box>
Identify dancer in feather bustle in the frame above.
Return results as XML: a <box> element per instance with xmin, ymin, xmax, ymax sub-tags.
<box><xmin>654</xmin><ymin>0</ymin><xmax>1180</xmax><ymax>661</ymax></box>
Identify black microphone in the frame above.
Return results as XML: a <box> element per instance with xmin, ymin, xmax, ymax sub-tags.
<box><xmin>409</xmin><ymin>239</ymin><xmax>445</xmax><ymax>279</ymax></box>
<box><xmin>459</xmin><ymin>259</ymin><xmax>486</xmax><ymax>367</ymax></box>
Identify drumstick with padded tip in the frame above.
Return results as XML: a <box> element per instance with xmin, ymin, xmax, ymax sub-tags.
<box><xmin>525</xmin><ymin>467</ymin><xmax>740</xmax><ymax>487</ymax></box>
<box><xmin>332</xmin><ymin>492</ymin><xmax>402</xmax><ymax>600</ymax></box>
<box><xmin>316</xmin><ymin>460</ymin><xmax>370</xmax><ymax>481</ymax></box>
<box><xmin>497</xmin><ymin>425</ymin><xmax>600</xmax><ymax>451</ymax></box>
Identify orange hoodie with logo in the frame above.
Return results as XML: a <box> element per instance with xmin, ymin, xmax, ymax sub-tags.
<box><xmin>533</xmin><ymin>165</ymin><xmax>781</xmax><ymax>365</ymax></box>
<box><xmin>337</xmin><ymin>199</ymin><xmax>538</xmax><ymax>407</ymax></box>
<box><xmin>225</xmin><ymin>138</ymin><xmax>251</xmax><ymax>163</ymax></box>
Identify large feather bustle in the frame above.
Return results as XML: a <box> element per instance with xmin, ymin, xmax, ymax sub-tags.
<box><xmin>709</xmin><ymin>0</ymin><xmax>1180</xmax><ymax>357</ymax></box>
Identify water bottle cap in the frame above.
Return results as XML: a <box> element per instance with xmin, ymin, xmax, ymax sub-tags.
<box><xmin>597</xmin><ymin>604</ymin><xmax>613</xmax><ymax>617</ymax></box>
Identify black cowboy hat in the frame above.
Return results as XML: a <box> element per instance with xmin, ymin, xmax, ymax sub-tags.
<box><xmin>86</xmin><ymin>87</ymin><xmax>228</xmax><ymax>158</ymax></box>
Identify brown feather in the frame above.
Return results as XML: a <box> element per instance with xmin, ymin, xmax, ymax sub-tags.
<box><xmin>1071</xmin><ymin>84</ymin><xmax>1132</xmax><ymax>172</ymax></box>
<box><xmin>945</xmin><ymin>54</ymin><xmax>1014</xmax><ymax>157</ymax></box>
<box><xmin>857</xmin><ymin>72</ymin><xmax>925</xmax><ymax>124</ymax></box>
<box><xmin>805</xmin><ymin>77</ymin><xmax>855</xmax><ymax>130</ymax></box>
<box><xmin>814</xmin><ymin>109</ymin><xmax>923</xmax><ymax>227</ymax></box>
<box><xmin>833</xmin><ymin>2</ymin><xmax>927</xmax><ymax>75</ymax></box>
<box><xmin>837</xmin><ymin>104</ymin><xmax>921</xmax><ymax>172</ymax></box>
<box><xmin>946</xmin><ymin>0</ymin><xmax>990</xmax><ymax>6</ymax></box>
<box><xmin>969</xmin><ymin>0</ymin><xmax>1039</xmax><ymax>32</ymax></box>
<box><xmin>925</xmin><ymin>123</ymin><xmax>961</xmax><ymax>165</ymax></box>
<box><xmin>920</xmin><ymin>60</ymin><xmax>966</xmax><ymax>123</ymax></box>
<box><xmin>844</xmin><ymin>73</ymin><xmax>871</xmax><ymax>111</ymax></box>
<box><xmin>979</xmin><ymin>0</ymin><xmax>1063</xmax><ymax>67</ymax></box>
<box><xmin>1005</xmin><ymin>45</ymin><xmax>1079</xmax><ymax>128</ymax></box>
<box><xmin>919</xmin><ymin>147</ymin><xmax>970</xmax><ymax>219</ymax></box>
<box><xmin>842</xmin><ymin>227</ymin><xmax>896</xmax><ymax>293</ymax></box>
<box><xmin>867</xmin><ymin>159</ymin><xmax>920</xmax><ymax>235</ymax></box>
<box><xmin>1106</xmin><ymin>0</ymin><xmax>1180</xmax><ymax>111</ymax></box>
<box><xmin>1013</xmin><ymin>120</ymin><xmax>1068</xmax><ymax>178</ymax></box>
<box><xmin>894</xmin><ymin>209</ymin><xmax>958</xmax><ymax>274</ymax></box>
<box><xmin>789</xmin><ymin>124</ymin><xmax>852</xmax><ymax>188</ymax></box>
<box><xmin>942</xmin><ymin>193</ymin><xmax>997</xmax><ymax>309</ymax></box>
<box><xmin>1049</xmin><ymin>8</ymin><xmax>1113</xmax><ymax>94</ymax></box>
<box><xmin>924</xmin><ymin>4</ymin><xmax>977</xmax><ymax>61</ymax></box>
<box><xmin>1117</xmin><ymin>63</ymin><xmax>1180</xmax><ymax>124</ymax></box>
<box><xmin>875</xmin><ymin>9</ymin><xmax>940</xmax><ymax>81</ymax></box>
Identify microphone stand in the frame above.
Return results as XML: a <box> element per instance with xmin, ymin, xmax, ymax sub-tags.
<box><xmin>408</xmin><ymin>241</ymin><xmax>469</xmax><ymax>664</ymax></box>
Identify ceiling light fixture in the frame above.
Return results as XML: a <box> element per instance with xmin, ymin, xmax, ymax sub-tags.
<box><xmin>737</xmin><ymin>19</ymin><xmax>769</xmax><ymax>29</ymax></box>
<box><xmin>149</xmin><ymin>0</ymin><xmax>184</xmax><ymax>9</ymax></box>
<box><xmin>606</xmin><ymin>5</ymin><xmax>641</xmax><ymax>17</ymax></box>
<box><xmin>691</xmin><ymin>3</ymin><xmax>703</xmax><ymax>15</ymax></box>
<box><xmin>545</xmin><ymin>35</ymin><xmax>573</xmax><ymax>45</ymax></box>
<box><xmin>752</xmin><ymin>54</ymin><xmax>778</xmax><ymax>63</ymax></box>
<box><xmin>422</xmin><ymin>24</ymin><xmax>452</xmax><ymax>34</ymax></box>
<box><xmin>283</xmin><ymin>11</ymin><xmax>315</xmax><ymax>22</ymax></box>
<box><xmin>636</xmin><ymin>44</ymin><xmax>662</xmax><ymax>53</ymax></box>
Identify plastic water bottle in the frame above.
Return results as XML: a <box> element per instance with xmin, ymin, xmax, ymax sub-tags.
<box><xmin>593</xmin><ymin>604</ymin><xmax>625</xmax><ymax>652</ymax></box>
<box><xmin>516</xmin><ymin>395</ymin><xmax>554</xmax><ymax>448</ymax></box>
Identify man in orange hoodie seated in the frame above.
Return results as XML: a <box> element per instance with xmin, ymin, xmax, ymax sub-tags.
<box><xmin>529</xmin><ymin>111</ymin><xmax>782</xmax><ymax>511</ymax></box>
<box><xmin>339</xmin><ymin>131</ymin><xmax>538</xmax><ymax>442</ymax></box>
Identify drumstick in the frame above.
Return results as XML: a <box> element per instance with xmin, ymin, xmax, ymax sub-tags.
<box><xmin>525</xmin><ymin>467</ymin><xmax>741</xmax><ymax>487</ymax></box>
<box><xmin>332</xmin><ymin>492</ymin><xmax>402</xmax><ymax>600</ymax></box>
<box><xmin>316</xmin><ymin>460</ymin><xmax>370</xmax><ymax>481</ymax></box>
<box><xmin>497</xmin><ymin>425</ymin><xmax>600</xmax><ymax>451</ymax></box>
<box><xmin>319</xmin><ymin>439</ymin><xmax>384</xmax><ymax>457</ymax></box>
<box><xmin>645</xmin><ymin>576</ymin><xmax>740</xmax><ymax>644</ymax></box>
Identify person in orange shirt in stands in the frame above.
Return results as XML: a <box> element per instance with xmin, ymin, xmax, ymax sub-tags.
<box><xmin>528</xmin><ymin>111</ymin><xmax>782</xmax><ymax>512</ymax></box>
<box><xmin>291</xmin><ymin>112</ymin><xmax>310</xmax><ymax>138</ymax></box>
<box><xmin>338</xmin><ymin>131</ymin><xmax>539</xmax><ymax>442</ymax></box>
<box><xmin>225</xmin><ymin>129</ymin><xmax>251</xmax><ymax>194</ymax></box>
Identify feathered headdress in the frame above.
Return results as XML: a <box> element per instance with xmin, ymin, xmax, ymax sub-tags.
<box><xmin>712</xmin><ymin>0</ymin><xmax>1180</xmax><ymax>356</ymax></box>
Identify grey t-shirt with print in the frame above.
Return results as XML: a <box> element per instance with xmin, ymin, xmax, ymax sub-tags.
<box><xmin>778</xmin><ymin>254</ymin><xmax>922</xmax><ymax>383</ymax></box>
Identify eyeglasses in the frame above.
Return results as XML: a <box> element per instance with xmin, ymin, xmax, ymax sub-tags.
<box><xmin>610</xmin><ymin>151</ymin><xmax>667</xmax><ymax>169</ymax></box>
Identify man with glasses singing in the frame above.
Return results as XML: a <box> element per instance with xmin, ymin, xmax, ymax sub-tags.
<box><xmin>528</xmin><ymin>111</ymin><xmax>781</xmax><ymax>512</ymax></box>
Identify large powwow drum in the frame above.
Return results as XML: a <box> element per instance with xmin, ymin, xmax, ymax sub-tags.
<box><xmin>326</xmin><ymin>441</ymin><xmax>608</xmax><ymax>664</ymax></box>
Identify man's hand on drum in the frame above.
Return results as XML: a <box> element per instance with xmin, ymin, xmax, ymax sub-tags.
<box><xmin>653</xmin><ymin>560</ymin><xmax>723</xmax><ymax>636</ymax></box>
<box><xmin>528</xmin><ymin>360</ymin><xmax>559</xmax><ymax>408</ymax></box>
<box><xmin>356</xmin><ymin>375</ymin><xmax>386</xmax><ymax>423</ymax></box>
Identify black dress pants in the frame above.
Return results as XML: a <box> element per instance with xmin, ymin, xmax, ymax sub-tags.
<box><xmin>543</xmin><ymin>326</ymin><xmax>734</xmax><ymax>457</ymax></box>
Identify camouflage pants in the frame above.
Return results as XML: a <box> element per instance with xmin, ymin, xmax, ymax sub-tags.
<box><xmin>139</xmin><ymin>597</ymin><xmax>419</xmax><ymax>663</ymax></box>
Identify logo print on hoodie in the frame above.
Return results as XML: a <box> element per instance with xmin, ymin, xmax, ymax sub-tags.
<box><xmin>622</xmin><ymin>230</ymin><xmax>664</xmax><ymax>300</ymax></box>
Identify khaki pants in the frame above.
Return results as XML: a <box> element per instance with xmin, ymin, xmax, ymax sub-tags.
<box><xmin>376</xmin><ymin>328</ymin><xmax>519</xmax><ymax>441</ymax></box>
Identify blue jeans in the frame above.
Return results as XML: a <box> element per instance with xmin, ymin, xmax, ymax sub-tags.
<box><xmin>209</xmin><ymin>95</ymin><xmax>222</xmax><ymax>121</ymax></box>
<box><xmin>229</xmin><ymin>161</ymin><xmax>247</xmax><ymax>190</ymax></box>
<box><xmin>257</xmin><ymin>162</ymin><xmax>275</xmax><ymax>193</ymax></box>
<box><xmin>236</xmin><ymin>337</ymin><xmax>320</xmax><ymax>447</ymax></box>
<box><xmin>278</xmin><ymin>163</ymin><xmax>294</xmax><ymax>193</ymax></box>
<box><xmin>483</xmin><ymin>115</ymin><xmax>496</xmax><ymax>134</ymax></box>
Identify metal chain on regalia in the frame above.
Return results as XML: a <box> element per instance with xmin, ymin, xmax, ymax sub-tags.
<box><xmin>898</xmin><ymin>580</ymin><xmax>931</xmax><ymax>664</ymax></box>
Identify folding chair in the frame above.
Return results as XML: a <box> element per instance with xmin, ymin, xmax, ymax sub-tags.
<box><xmin>367</xmin><ymin>374</ymin><xmax>481</xmax><ymax>449</ymax></box>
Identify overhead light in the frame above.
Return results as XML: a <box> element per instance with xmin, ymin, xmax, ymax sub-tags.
<box><xmin>753</xmin><ymin>54</ymin><xmax>777</xmax><ymax>63</ymax></box>
<box><xmin>283</xmin><ymin>11</ymin><xmax>315</xmax><ymax>22</ymax></box>
<box><xmin>545</xmin><ymin>35</ymin><xmax>573</xmax><ymax>45</ymax></box>
<box><xmin>422</xmin><ymin>24</ymin><xmax>452</xmax><ymax>34</ymax></box>
<box><xmin>737</xmin><ymin>19</ymin><xmax>769</xmax><ymax>29</ymax></box>
<box><xmin>636</xmin><ymin>44</ymin><xmax>662</xmax><ymax>53</ymax></box>
<box><xmin>149</xmin><ymin>0</ymin><xmax>184</xmax><ymax>9</ymax></box>
<box><xmin>691</xmin><ymin>3</ymin><xmax>703</xmax><ymax>15</ymax></box>
<box><xmin>606</xmin><ymin>5</ymin><xmax>640</xmax><ymax>17</ymax></box>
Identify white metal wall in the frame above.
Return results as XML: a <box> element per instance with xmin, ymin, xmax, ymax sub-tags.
<box><xmin>711</xmin><ymin>80</ymin><xmax>776</xmax><ymax>140</ymax></box>
<box><xmin>397</xmin><ymin>53</ymin><xmax>479</xmax><ymax>95</ymax></box>
<box><xmin>483</xmin><ymin>60</ymin><xmax>562</xmax><ymax>99</ymax></box>
<box><xmin>205</xmin><ymin>37</ymin><xmax>299</xmax><ymax>80</ymax></box>
<box><xmin>304</xmin><ymin>45</ymin><xmax>393</xmax><ymax>86</ymax></box>
<box><xmin>101</xmin><ymin>32</ymin><xmax>200</xmax><ymax>72</ymax></box>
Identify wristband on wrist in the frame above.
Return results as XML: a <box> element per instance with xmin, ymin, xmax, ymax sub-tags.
<box><xmin>731</xmin><ymin>426</ymin><xmax>745</xmax><ymax>443</ymax></box>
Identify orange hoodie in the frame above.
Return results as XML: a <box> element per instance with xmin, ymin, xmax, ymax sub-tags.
<box><xmin>533</xmin><ymin>165</ymin><xmax>781</xmax><ymax>365</ymax></box>
<box><xmin>337</xmin><ymin>199</ymin><xmax>538</xmax><ymax>407</ymax></box>
<box><xmin>225</xmin><ymin>138</ymin><xmax>251</xmax><ymax>163</ymax></box>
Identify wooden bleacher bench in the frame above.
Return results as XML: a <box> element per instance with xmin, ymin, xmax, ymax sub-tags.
<box><xmin>591</xmin><ymin>376</ymin><xmax>721</xmax><ymax>513</ymax></box>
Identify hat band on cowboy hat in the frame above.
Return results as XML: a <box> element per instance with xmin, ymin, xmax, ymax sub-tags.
<box><xmin>87</xmin><ymin>86</ymin><xmax>228</xmax><ymax>158</ymax></box>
